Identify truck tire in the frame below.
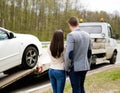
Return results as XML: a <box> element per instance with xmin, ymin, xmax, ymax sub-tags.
<box><xmin>22</xmin><ymin>46</ymin><xmax>38</xmax><ymax>69</ymax></box>
<box><xmin>90</xmin><ymin>55</ymin><xmax>97</xmax><ymax>68</ymax></box>
<box><xmin>109</xmin><ymin>52</ymin><xmax>117</xmax><ymax>64</ymax></box>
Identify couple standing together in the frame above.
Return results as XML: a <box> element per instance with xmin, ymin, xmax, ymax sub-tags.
<box><xmin>48</xmin><ymin>16</ymin><xmax>92</xmax><ymax>93</ymax></box>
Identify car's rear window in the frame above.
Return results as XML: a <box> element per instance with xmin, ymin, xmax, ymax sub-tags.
<box><xmin>79</xmin><ymin>25</ymin><xmax>102</xmax><ymax>34</ymax></box>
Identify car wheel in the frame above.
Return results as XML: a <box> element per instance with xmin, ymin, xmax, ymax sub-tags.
<box><xmin>110</xmin><ymin>52</ymin><xmax>117</xmax><ymax>64</ymax></box>
<box><xmin>22</xmin><ymin>46</ymin><xmax>38</xmax><ymax>69</ymax></box>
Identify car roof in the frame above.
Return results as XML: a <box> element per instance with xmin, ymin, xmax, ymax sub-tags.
<box><xmin>0</xmin><ymin>27</ymin><xmax>11</xmax><ymax>33</ymax></box>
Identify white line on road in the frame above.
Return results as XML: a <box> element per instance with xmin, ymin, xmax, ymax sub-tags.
<box><xmin>16</xmin><ymin>83</ymin><xmax>51</xmax><ymax>93</ymax></box>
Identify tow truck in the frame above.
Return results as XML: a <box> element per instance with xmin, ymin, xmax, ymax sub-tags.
<box><xmin>79</xmin><ymin>18</ymin><xmax>118</xmax><ymax>66</ymax></box>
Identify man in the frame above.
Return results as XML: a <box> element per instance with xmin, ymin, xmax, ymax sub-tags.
<box><xmin>65</xmin><ymin>16</ymin><xmax>92</xmax><ymax>93</ymax></box>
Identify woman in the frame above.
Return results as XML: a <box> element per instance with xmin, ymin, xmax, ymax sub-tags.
<box><xmin>48</xmin><ymin>30</ymin><xmax>66</xmax><ymax>93</ymax></box>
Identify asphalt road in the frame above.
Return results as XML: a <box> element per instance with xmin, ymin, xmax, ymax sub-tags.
<box><xmin>0</xmin><ymin>44</ymin><xmax>120</xmax><ymax>93</ymax></box>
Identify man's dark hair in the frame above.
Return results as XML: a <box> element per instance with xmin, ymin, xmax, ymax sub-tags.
<box><xmin>50</xmin><ymin>30</ymin><xmax>64</xmax><ymax>58</ymax></box>
<box><xmin>68</xmin><ymin>16</ymin><xmax>79</xmax><ymax>26</ymax></box>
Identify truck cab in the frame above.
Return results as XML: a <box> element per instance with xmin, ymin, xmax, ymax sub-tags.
<box><xmin>79</xmin><ymin>20</ymin><xmax>118</xmax><ymax>66</ymax></box>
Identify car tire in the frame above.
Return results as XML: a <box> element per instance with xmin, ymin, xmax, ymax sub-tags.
<box><xmin>22</xmin><ymin>46</ymin><xmax>38</xmax><ymax>69</ymax></box>
<box><xmin>109</xmin><ymin>52</ymin><xmax>117</xmax><ymax>64</ymax></box>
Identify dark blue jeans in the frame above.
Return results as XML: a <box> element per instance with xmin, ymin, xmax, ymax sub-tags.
<box><xmin>69</xmin><ymin>67</ymin><xmax>87</xmax><ymax>93</ymax></box>
<box><xmin>48</xmin><ymin>68</ymin><xmax>66</xmax><ymax>93</ymax></box>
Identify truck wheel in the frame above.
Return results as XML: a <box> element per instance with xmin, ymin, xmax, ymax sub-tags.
<box><xmin>90</xmin><ymin>55</ymin><xmax>97</xmax><ymax>68</ymax></box>
<box><xmin>22</xmin><ymin>46</ymin><xmax>38</xmax><ymax>69</ymax></box>
<box><xmin>110</xmin><ymin>52</ymin><xmax>117</xmax><ymax>64</ymax></box>
<box><xmin>91</xmin><ymin>55</ymin><xmax>97</xmax><ymax>65</ymax></box>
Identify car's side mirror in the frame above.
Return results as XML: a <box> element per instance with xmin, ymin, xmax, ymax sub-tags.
<box><xmin>112</xmin><ymin>34</ymin><xmax>119</xmax><ymax>39</ymax></box>
<box><xmin>9</xmin><ymin>32</ymin><xmax>15</xmax><ymax>39</ymax></box>
<box><xmin>116</xmin><ymin>34</ymin><xmax>119</xmax><ymax>39</ymax></box>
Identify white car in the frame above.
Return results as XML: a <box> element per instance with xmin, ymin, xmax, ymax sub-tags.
<box><xmin>0</xmin><ymin>27</ymin><xmax>42</xmax><ymax>73</ymax></box>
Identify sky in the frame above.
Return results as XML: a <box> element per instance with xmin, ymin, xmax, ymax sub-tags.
<box><xmin>80</xmin><ymin>0</ymin><xmax>120</xmax><ymax>13</ymax></box>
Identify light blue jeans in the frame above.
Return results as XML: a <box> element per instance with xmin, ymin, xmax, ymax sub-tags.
<box><xmin>48</xmin><ymin>68</ymin><xmax>66</xmax><ymax>93</ymax></box>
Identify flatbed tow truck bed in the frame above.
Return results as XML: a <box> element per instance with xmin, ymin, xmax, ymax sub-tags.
<box><xmin>0</xmin><ymin>58</ymin><xmax>50</xmax><ymax>89</ymax></box>
<box><xmin>0</xmin><ymin>68</ymin><xmax>36</xmax><ymax>89</ymax></box>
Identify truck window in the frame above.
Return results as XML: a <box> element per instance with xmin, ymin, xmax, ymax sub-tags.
<box><xmin>79</xmin><ymin>25</ymin><xmax>102</xmax><ymax>34</ymax></box>
<box><xmin>107</xmin><ymin>26</ymin><xmax>112</xmax><ymax>38</ymax></box>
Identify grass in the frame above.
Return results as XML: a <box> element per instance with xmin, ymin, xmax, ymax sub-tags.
<box><xmin>85</xmin><ymin>67</ymin><xmax>120</xmax><ymax>93</ymax></box>
<box><xmin>43</xmin><ymin>67</ymin><xmax>120</xmax><ymax>93</ymax></box>
<box><xmin>42</xmin><ymin>45</ymin><xmax>48</xmax><ymax>48</ymax></box>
